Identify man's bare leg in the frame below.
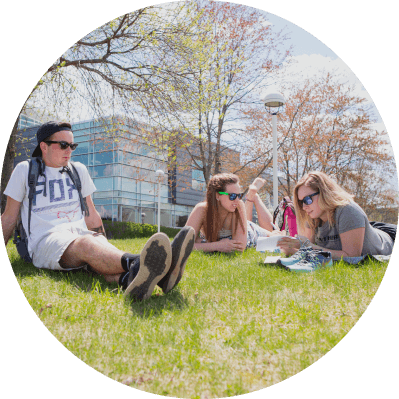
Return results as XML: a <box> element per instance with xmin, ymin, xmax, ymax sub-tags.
<box><xmin>60</xmin><ymin>234</ymin><xmax>125</xmax><ymax>276</ymax></box>
<box><xmin>245</xmin><ymin>177</ymin><xmax>274</xmax><ymax>231</ymax></box>
<box><xmin>103</xmin><ymin>274</ymin><xmax>122</xmax><ymax>283</ymax></box>
<box><xmin>60</xmin><ymin>233</ymin><xmax>174</xmax><ymax>300</ymax></box>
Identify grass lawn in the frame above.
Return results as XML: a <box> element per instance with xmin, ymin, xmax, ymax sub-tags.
<box><xmin>6</xmin><ymin>238</ymin><xmax>388</xmax><ymax>398</ymax></box>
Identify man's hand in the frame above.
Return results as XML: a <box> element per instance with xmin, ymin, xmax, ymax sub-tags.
<box><xmin>1</xmin><ymin>197</ymin><xmax>21</xmax><ymax>246</ymax></box>
<box><xmin>84</xmin><ymin>195</ymin><xmax>106</xmax><ymax>238</ymax></box>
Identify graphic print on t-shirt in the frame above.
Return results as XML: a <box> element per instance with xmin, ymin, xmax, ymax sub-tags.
<box><xmin>32</xmin><ymin>176</ymin><xmax>82</xmax><ymax>223</ymax></box>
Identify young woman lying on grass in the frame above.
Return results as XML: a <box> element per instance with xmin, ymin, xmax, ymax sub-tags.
<box><xmin>278</xmin><ymin>171</ymin><xmax>396</xmax><ymax>260</ymax></box>
<box><xmin>186</xmin><ymin>173</ymin><xmax>283</xmax><ymax>253</ymax></box>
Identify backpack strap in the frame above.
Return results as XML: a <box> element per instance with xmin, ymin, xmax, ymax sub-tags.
<box><xmin>272</xmin><ymin>204</ymin><xmax>280</xmax><ymax>225</ymax></box>
<box><xmin>66</xmin><ymin>162</ymin><xmax>86</xmax><ymax>216</ymax></box>
<box><xmin>27</xmin><ymin>158</ymin><xmax>44</xmax><ymax>235</ymax></box>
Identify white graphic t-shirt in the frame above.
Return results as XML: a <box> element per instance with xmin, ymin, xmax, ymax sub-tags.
<box><xmin>4</xmin><ymin>160</ymin><xmax>96</xmax><ymax>257</ymax></box>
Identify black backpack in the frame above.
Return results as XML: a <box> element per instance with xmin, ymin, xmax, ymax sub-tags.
<box><xmin>13</xmin><ymin>157</ymin><xmax>85</xmax><ymax>263</ymax></box>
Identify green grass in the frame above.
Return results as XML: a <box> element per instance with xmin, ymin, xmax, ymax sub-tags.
<box><xmin>7</xmin><ymin>239</ymin><xmax>388</xmax><ymax>398</ymax></box>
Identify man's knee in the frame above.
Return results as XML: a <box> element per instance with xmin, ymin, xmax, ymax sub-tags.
<box><xmin>71</xmin><ymin>233</ymin><xmax>99</xmax><ymax>249</ymax></box>
<box><xmin>60</xmin><ymin>234</ymin><xmax>96</xmax><ymax>267</ymax></box>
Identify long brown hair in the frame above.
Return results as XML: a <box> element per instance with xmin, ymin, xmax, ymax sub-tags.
<box><xmin>293</xmin><ymin>171</ymin><xmax>354</xmax><ymax>232</ymax></box>
<box><xmin>204</xmin><ymin>173</ymin><xmax>245</xmax><ymax>242</ymax></box>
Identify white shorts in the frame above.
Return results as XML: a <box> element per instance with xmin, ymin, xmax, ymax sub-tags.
<box><xmin>31</xmin><ymin>225</ymin><xmax>114</xmax><ymax>271</ymax></box>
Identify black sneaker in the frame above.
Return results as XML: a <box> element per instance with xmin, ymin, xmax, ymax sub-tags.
<box><xmin>125</xmin><ymin>233</ymin><xmax>172</xmax><ymax>300</ymax></box>
<box><xmin>158</xmin><ymin>226</ymin><xmax>195</xmax><ymax>293</ymax></box>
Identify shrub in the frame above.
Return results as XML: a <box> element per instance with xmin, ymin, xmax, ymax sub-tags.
<box><xmin>103</xmin><ymin>220</ymin><xmax>180</xmax><ymax>239</ymax></box>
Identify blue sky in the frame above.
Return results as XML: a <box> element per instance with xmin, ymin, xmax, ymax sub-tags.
<box><xmin>266</xmin><ymin>12</ymin><xmax>338</xmax><ymax>59</ymax></box>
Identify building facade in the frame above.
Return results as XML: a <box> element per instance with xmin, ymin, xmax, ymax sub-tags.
<box><xmin>14</xmin><ymin>117</ymin><xmax>207</xmax><ymax>227</ymax></box>
<box><xmin>15</xmin><ymin>106</ymin><xmax>48</xmax><ymax>129</ymax></box>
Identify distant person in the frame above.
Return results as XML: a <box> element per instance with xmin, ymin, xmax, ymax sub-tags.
<box><xmin>1</xmin><ymin>121</ymin><xmax>195</xmax><ymax>300</ymax></box>
<box><xmin>186</xmin><ymin>173</ymin><xmax>283</xmax><ymax>253</ymax></box>
<box><xmin>278</xmin><ymin>171</ymin><xmax>396</xmax><ymax>259</ymax></box>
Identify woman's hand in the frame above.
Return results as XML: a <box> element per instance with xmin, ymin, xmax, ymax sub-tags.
<box><xmin>218</xmin><ymin>238</ymin><xmax>246</xmax><ymax>253</ymax></box>
<box><xmin>278</xmin><ymin>236</ymin><xmax>301</xmax><ymax>255</ymax></box>
<box><xmin>269</xmin><ymin>230</ymin><xmax>286</xmax><ymax>237</ymax></box>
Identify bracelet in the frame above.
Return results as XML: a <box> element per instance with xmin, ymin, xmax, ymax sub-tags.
<box><xmin>245</xmin><ymin>198</ymin><xmax>255</xmax><ymax>202</ymax></box>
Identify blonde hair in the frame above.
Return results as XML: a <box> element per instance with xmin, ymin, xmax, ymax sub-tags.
<box><xmin>293</xmin><ymin>171</ymin><xmax>354</xmax><ymax>232</ymax></box>
<box><xmin>204</xmin><ymin>173</ymin><xmax>245</xmax><ymax>242</ymax></box>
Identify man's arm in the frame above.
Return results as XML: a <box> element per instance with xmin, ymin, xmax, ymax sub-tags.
<box><xmin>1</xmin><ymin>196</ymin><xmax>22</xmax><ymax>246</ymax></box>
<box><xmin>83</xmin><ymin>195</ymin><xmax>106</xmax><ymax>237</ymax></box>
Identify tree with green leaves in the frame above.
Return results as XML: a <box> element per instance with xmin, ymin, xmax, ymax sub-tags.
<box><xmin>146</xmin><ymin>0</ymin><xmax>290</xmax><ymax>186</ymax></box>
<box><xmin>238</xmin><ymin>71</ymin><xmax>397</xmax><ymax>219</ymax></box>
<box><xmin>43</xmin><ymin>4</ymin><xmax>206</xmax><ymax>115</ymax></box>
<box><xmin>1</xmin><ymin>2</ymin><xmax>206</xmax><ymax>213</ymax></box>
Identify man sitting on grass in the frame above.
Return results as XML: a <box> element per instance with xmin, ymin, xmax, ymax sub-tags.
<box><xmin>1</xmin><ymin>121</ymin><xmax>195</xmax><ymax>300</ymax></box>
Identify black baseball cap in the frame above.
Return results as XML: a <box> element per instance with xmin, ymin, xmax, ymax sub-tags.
<box><xmin>32</xmin><ymin>121</ymin><xmax>73</xmax><ymax>157</ymax></box>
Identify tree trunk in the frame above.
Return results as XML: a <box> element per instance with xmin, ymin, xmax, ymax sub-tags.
<box><xmin>1</xmin><ymin>117</ymin><xmax>18</xmax><ymax>214</ymax></box>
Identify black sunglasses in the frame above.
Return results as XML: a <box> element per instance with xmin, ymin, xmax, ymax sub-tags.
<box><xmin>218</xmin><ymin>191</ymin><xmax>244</xmax><ymax>201</ymax></box>
<box><xmin>299</xmin><ymin>191</ymin><xmax>319</xmax><ymax>206</ymax></box>
<box><xmin>44</xmin><ymin>140</ymin><xmax>79</xmax><ymax>151</ymax></box>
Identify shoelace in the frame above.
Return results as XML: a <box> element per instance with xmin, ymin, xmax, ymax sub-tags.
<box><xmin>306</xmin><ymin>251</ymin><xmax>319</xmax><ymax>266</ymax></box>
<box><xmin>292</xmin><ymin>245</ymin><xmax>312</xmax><ymax>260</ymax></box>
<box><xmin>305</xmin><ymin>250</ymin><xmax>329</xmax><ymax>268</ymax></box>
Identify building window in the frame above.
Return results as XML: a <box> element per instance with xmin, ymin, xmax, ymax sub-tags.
<box><xmin>192</xmin><ymin>160</ymin><xmax>206</xmax><ymax>192</ymax></box>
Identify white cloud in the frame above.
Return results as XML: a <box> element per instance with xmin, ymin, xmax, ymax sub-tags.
<box><xmin>278</xmin><ymin>54</ymin><xmax>359</xmax><ymax>88</ymax></box>
<box><xmin>266</xmin><ymin>54</ymin><xmax>380</xmax><ymax>118</ymax></box>
<box><xmin>370</xmin><ymin>122</ymin><xmax>387</xmax><ymax>134</ymax></box>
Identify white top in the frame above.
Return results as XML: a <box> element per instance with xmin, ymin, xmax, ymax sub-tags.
<box><xmin>4</xmin><ymin>160</ymin><xmax>96</xmax><ymax>257</ymax></box>
<box><xmin>218</xmin><ymin>228</ymin><xmax>232</xmax><ymax>240</ymax></box>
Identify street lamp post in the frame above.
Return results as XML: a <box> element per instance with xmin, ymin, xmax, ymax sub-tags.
<box><xmin>263</xmin><ymin>91</ymin><xmax>285</xmax><ymax>209</ymax></box>
<box><xmin>155</xmin><ymin>170</ymin><xmax>165</xmax><ymax>232</ymax></box>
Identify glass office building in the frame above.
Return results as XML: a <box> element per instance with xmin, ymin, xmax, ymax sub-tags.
<box><xmin>18</xmin><ymin>108</ymin><xmax>46</xmax><ymax>130</ymax></box>
<box><xmin>71</xmin><ymin>118</ymin><xmax>194</xmax><ymax>227</ymax></box>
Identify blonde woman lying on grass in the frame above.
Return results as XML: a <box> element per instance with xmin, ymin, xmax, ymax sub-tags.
<box><xmin>277</xmin><ymin>171</ymin><xmax>396</xmax><ymax>259</ymax></box>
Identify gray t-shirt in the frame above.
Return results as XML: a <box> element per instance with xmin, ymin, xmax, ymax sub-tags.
<box><xmin>315</xmin><ymin>201</ymin><xmax>393</xmax><ymax>255</ymax></box>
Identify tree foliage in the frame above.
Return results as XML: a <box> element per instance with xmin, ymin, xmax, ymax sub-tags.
<box><xmin>1</xmin><ymin>2</ymin><xmax>204</xmax><ymax>212</ymax></box>
<box><xmin>149</xmin><ymin>0</ymin><xmax>290</xmax><ymax>185</ymax></box>
<box><xmin>2</xmin><ymin>2</ymin><xmax>396</xmax><ymax>223</ymax></box>
<box><xmin>238</xmin><ymin>71</ymin><xmax>397</xmax><ymax>217</ymax></box>
<box><xmin>19</xmin><ymin>2</ymin><xmax>208</xmax><ymax>125</ymax></box>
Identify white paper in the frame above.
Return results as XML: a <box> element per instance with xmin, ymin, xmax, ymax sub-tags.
<box><xmin>256</xmin><ymin>236</ymin><xmax>283</xmax><ymax>251</ymax></box>
<box><xmin>256</xmin><ymin>236</ymin><xmax>298</xmax><ymax>252</ymax></box>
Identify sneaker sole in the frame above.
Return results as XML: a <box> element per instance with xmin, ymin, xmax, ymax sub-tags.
<box><xmin>287</xmin><ymin>266</ymin><xmax>313</xmax><ymax>272</ymax></box>
<box><xmin>159</xmin><ymin>227</ymin><xmax>195</xmax><ymax>293</ymax></box>
<box><xmin>125</xmin><ymin>233</ymin><xmax>172</xmax><ymax>300</ymax></box>
<box><xmin>275</xmin><ymin>259</ymin><xmax>290</xmax><ymax>271</ymax></box>
<box><xmin>278</xmin><ymin>257</ymin><xmax>303</xmax><ymax>267</ymax></box>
